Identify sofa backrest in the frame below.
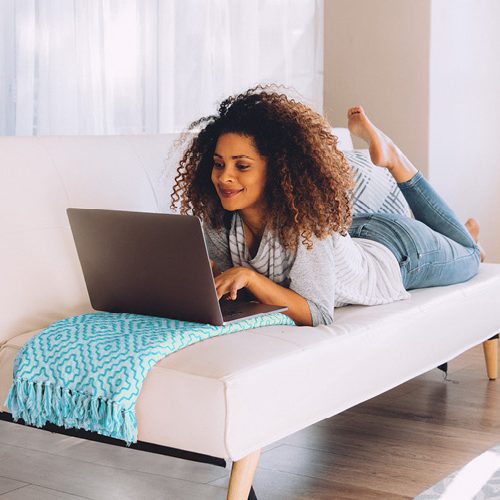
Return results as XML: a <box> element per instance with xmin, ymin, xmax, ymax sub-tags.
<box><xmin>0</xmin><ymin>129</ymin><xmax>353</xmax><ymax>345</ymax></box>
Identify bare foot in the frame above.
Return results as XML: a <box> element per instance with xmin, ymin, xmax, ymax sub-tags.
<box><xmin>465</xmin><ymin>218</ymin><xmax>486</xmax><ymax>262</ymax></box>
<box><xmin>347</xmin><ymin>106</ymin><xmax>418</xmax><ymax>183</ymax></box>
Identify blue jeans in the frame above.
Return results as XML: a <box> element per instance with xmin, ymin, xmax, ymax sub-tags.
<box><xmin>348</xmin><ymin>171</ymin><xmax>481</xmax><ymax>290</ymax></box>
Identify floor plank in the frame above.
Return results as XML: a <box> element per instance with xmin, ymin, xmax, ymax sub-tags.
<box><xmin>0</xmin><ymin>443</ymin><xmax>227</xmax><ymax>500</ymax></box>
<box><xmin>0</xmin><ymin>477</ymin><xmax>29</xmax><ymax>496</ymax></box>
<box><xmin>0</xmin><ymin>422</ymin><xmax>229</xmax><ymax>485</ymax></box>
<box><xmin>0</xmin><ymin>485</ymin><xmax>90</xmax><ymax>500</ymax></box>
<box><xmin>209</xmin><ymin>466</ymin><xmax>409</xmax><ymax>500</ymax></box>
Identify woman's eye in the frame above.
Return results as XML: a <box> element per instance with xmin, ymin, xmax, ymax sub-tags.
<box><xmin>213</xmin><ymin>162</ymin><xmax>224</xmax><ymax>169</ymax></box>
<box><xmin>237</xmin><ymin>164</ymin><xmax>250</xmax><ymax>170</ymax></box>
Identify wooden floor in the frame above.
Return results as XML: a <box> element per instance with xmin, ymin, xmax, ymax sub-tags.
<box><xmin>0</xmin><ymin>345</ymin><xmax>499</xmax><ymax>499</ymax></box>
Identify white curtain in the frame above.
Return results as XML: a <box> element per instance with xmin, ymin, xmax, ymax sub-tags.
<box><xmin>0</xmin><ymin>0</ymin><xmax>323</xmax><ymax>135</ymax></box>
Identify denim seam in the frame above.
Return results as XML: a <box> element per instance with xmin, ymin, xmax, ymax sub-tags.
<box><xmin>408</xmin><ymin>247</ymin><xmax>479</xmax><ymax>270</ymax></box>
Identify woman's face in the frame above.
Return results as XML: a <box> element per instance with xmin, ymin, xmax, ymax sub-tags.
<box><xmin>211</xmin><ymin>133</ymin><xmax>268</xmax><ymax>213</ymax></box>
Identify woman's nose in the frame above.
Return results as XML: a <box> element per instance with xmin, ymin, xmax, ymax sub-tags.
<box><xmin>219</xmin><ymin>167</ymin><xmax>235</xmax><ymax>183</ymax></box>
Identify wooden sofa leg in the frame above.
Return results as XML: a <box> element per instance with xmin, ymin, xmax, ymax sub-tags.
<box><xmin>483</xmin><ymin>335</ymin><xmax>499</xmax><ymax>380</ymax></box>
<box><xmin>227</xmin><ymin>449</ymin><xmax>261</xmax><ymax>500</ymax></box>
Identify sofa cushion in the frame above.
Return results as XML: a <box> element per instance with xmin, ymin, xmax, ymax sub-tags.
<box><xmin>0</xmin><ymin>135</ymin><xmax>177</xmax><ymax>346</ymax></box>
<box><xmin>344</xmin><ymin>149</ymin><xmax>412</xmax><ymax>217</ymax></box>
<box><xmin>2</xmin><ymin>264</ymin><xmax>500</xmax><ymax>461</ymax></box>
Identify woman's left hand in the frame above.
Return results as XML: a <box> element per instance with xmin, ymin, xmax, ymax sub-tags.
<box><xmin>214</xmin><ymin>267</ymin><xmax>255</xmax><ymax>301</ymax></box>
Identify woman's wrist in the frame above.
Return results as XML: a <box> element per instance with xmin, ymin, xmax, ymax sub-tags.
<box><xmin>245</xmin><ymin>267</ymin><xmax>257</xmax><ymax>290</ymax></box>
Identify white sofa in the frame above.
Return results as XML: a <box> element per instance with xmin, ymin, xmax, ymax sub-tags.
<box><xmin>1</xmin><ymin>130</ymin><xmax>499</xmax><ymax>500</ymax></box>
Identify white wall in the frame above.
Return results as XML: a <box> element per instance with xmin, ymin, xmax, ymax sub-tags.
<box><xmin>324</xmin><ymin>0</ymin><xmax>500</xmax><ymax>262</ymax></box>
<box><xmin>324</xmin><ymin>0</ymin><xmax>431</xmax><ymax>176</ymax></box>
<box><xmin>428</xmin><ymin>0</ymin><xmax>500</xmax><ymax>263</ymax></box>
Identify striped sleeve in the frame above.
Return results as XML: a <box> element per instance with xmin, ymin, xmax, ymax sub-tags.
<box><xmin>288</xmin><ymin>236</ymin><xmax>336</xmax><ymax>326</ymax></box>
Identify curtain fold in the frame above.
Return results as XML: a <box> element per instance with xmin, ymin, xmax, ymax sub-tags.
<box><xmin>1</xmin><ymin>0</ymin><xmax>323</xmax><ymax>135</ymax></box>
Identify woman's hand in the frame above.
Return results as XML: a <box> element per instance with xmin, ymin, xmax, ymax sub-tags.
<box><xmin>214</xmin><ymin>267</ymin><xmax>255</xmax><ymax>300</ymax></box>
<box><xmin>214</xmin><ymin>265</ymin><xmax>313</xmax><ymax>326</ymax></box>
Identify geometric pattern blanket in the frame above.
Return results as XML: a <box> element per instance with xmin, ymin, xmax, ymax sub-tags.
<box><xmin>5</xmin><ymin>312</ymin><xmax>295</xmax><ymax>445</ymax></box>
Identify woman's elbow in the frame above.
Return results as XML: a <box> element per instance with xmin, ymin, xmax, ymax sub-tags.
<box><xmin>290</xmin><ymin>302</ymin><xmax>333</xmax><ymax>327</ymax></box>
<box><xmin>311</xmin><ymin>307</ymin><xmax>334</xmax><ymax>326</ymax></box>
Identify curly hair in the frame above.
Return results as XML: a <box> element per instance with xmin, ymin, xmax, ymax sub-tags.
<box><xmin>170</xmin><ymin>85</ymin><xmax>354</xmax><ymax>250</ymax></box>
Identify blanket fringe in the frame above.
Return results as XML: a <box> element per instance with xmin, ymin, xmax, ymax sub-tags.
<box><xmin>5</xmin><ymin>379</ymin><xmax>137</xmax><ymax>446</ymax></box>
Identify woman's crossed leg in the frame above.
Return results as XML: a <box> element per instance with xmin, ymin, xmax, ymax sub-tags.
<box><xmin>347</xmin><ymin>106</ymin><xmax>483</xmax><ymax>289</ymax></box>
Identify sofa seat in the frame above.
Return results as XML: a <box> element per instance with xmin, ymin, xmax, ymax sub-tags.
<box><xmin>2</xmin><ymin>264</ymin><xmax>500</xmax><ymax>462</ymax></box>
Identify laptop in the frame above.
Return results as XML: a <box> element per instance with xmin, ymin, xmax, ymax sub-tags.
<box><xmin>66</xmin><ymin>208</ymin><xmax>287</xmax><ymax>326</ymax></box>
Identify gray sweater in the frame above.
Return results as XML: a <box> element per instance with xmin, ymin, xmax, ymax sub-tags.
<box><xmin>204</xmin><ymin>213</ymin><xmax>409</xmax><ymax>326</ymax></box>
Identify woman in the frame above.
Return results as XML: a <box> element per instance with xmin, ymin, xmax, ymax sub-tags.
<box><xmin>171</xmin><ymin>87</ymin><xmax>483</xmax><ymax>327</ymax></box>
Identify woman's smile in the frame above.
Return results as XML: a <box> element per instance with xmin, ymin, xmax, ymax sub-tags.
<box><xmin>218</xmin><ymin>186</ymin><xmax>244</xmax><ymax>198</ymax></box>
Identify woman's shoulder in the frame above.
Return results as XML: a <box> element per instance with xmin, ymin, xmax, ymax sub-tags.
<box><xmin>293</xmin><ymin>233</ymin><xmax>337</xmax><ymax>263</ymax></box>
<box><xmin>292</xmin><ymin>232</ymin><xmax>357</xmax><ymax>268</ymax></box>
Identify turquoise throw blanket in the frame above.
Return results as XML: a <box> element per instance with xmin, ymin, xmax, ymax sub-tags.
<box><xmin>5</xmin><ymin>312</ymin><xmax>294</xmax><ymax>445</ymax></box>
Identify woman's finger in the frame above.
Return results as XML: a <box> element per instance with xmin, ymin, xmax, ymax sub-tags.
<box><xmin>214</xmin><ymin>270</ymin><xmax>246</xmax><ymax>300</ymax></box>
<box><xmin>215</xmin><ymin>282</ymin><xmax>227</xmax><ymax>300</ymax></box>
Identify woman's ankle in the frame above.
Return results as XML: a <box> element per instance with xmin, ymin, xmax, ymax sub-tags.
<box><xmin>390</xmin><ymin>146</ymin><xmax>419</xmax><ymax>183</ymax></box>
